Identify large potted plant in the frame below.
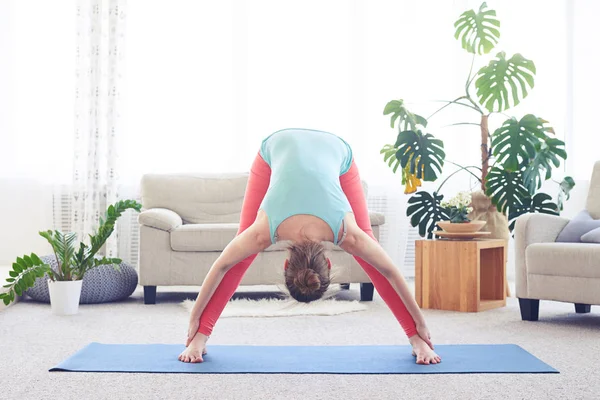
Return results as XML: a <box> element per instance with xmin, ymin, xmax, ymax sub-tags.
<box><xmin>381</xmin><ymin>2</ymin><xmax>575</xmax><ymax>239</ymax></box>
<box><xmin>1</xmin><ymin>200</ymin><xmax>141</xmax><ymax>315</ymax></box>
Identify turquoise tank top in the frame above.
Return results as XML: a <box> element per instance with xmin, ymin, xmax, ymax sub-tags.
<box><xmin>259</xmin><ymin>128</ymin><xmax>353</xmax><ymax>245</ymax></box>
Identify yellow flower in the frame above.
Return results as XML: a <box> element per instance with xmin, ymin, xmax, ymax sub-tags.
<box><xmin>402</xmin><ymin>163</ymin><xmax>422</xmax><ymax>194</ymax></box>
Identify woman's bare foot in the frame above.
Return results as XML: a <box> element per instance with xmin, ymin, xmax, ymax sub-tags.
<box><xmin>178</xmin><ymin>333</ymin><xmax>208</xmax><ymax>363</ymax></box>
<box><xmin>409</xmin><ymin>335</ymin><xmax>441</xmax><ymax>365</ymax></box>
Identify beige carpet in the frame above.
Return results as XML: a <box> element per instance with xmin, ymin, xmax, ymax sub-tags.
<box><xmin>1</xmin><ymin>282</ymin><xmax>599</xmax><ymax>400</ymax></box>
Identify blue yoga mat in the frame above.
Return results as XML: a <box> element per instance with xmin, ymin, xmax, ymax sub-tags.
<box><xmin>49</xmin><ymin>343</ymin><xmax>558</xmax><ymax>374</ymax></box>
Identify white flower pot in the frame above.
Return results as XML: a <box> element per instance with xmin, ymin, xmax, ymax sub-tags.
<box><xmin>48</xmin><ymin>279</ymin><xmax>83</xmax><ymax>316</ymax></box>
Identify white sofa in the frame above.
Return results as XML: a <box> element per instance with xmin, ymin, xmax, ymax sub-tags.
<box><xmin>137</xmin><ymin>173</ymin><xmax>385</xmax><ymax>304</ymax></box>
<box><xmin>514</xmin><ymin>161</ymin><xmax>600</xmax><ymax>320</ymax></box>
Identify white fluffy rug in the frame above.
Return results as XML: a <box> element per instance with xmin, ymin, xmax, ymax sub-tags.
<box><xmin>181</xmin><ymin>284</ymin><xmax>368</xmax><ymax>317</ymax></box>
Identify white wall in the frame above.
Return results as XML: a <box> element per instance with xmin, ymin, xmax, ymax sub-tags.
<box><xmin>0</xmin><ymin>0</ymin><xmax>15</xmax><ymax>173</ymax></box>
<box><xmin>0</xmin><ymin>181</ymin><xmax>54</xmax><ymax>264</ymax></box>
<box><xmin>569</xmin><ymin>0</ymin><xmax>600</xmax><ymax>180</ymax></box>
<box><xmin>0</xmin><ymin>1</ymin><xmax>64</xmax><ymax>263</ymax></box>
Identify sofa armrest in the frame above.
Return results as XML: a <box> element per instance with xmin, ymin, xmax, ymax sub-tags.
<box><xmin>369</xmin><ymin>211</ymin><xmax>385</xmax><ymax>226</ymax></box>
<box><xmin>138</xmin><ymin>208</ymin><xmax>183</xmax><ymax>232</ymax></box>
<box><xmin>514</xmin><ymin>213</ymin><xmax>570</xmax><ymax>298</ymax></box>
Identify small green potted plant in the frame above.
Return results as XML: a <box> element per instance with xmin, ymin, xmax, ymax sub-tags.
<box><xmin>0</xmin><ymin>200</ymin><xmax>141</xmax><ymax>315</ymax></box>
<box><xmin>438</xmin><ymin>191</ymin><xmax>485</xmax><ymax>234</ymax></box>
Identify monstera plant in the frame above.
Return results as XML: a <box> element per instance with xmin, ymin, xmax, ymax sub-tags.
<box><xmin>381</xmin><ymin>2</ymin><xmax>574</xmax><ymax>238</ymax></box>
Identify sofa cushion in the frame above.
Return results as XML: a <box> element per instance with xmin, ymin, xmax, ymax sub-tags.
<box><xmin>526</xmin><ymin>242</ymin><xmax>600</xmax><ymax>279</ymax></box>
<box><xmin>171</xmin><ymin>223</ymin><xmax>239</xmax><ymax>252</ymax></box>
<box><xmin>141</xmin><ymin>174</ymin><xmax>248</xmax><ymax>224</ymax></box>
<box><xmin>585</xmin><ymin>161</ymin><xmax>600</xmax><ymax>219</ymax></box>
<box><xmin>138</xmin><ymin>208</ymin><xmax>182</xmax><ymax>231</ymax></box>
<box><xmin>369</xmin><ymin>211</ymin><xmax>385</xmax><ymax>226</ymax></box>
<box><xmin>581</xmin><ymin>227</ymin><xmax>600</xmax><ymax>243</ymax></box>
<box><xmin>555</xmin><ymin>210</ymin><xmax>600</xmax><ymax>242</ymax></box>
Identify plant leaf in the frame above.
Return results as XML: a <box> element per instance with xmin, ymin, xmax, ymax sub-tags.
<box><xmin>475</xmin><ymin>52</ymin><xmax>536</xmax><ymax>112</ymax></box>
<box><xmin>16</xmin><ymin>257</ymin><xmax>27</xmax><ymax>269</ymax></box>
<box><xmin>508</xmin><ymin>192</ymin><xmax>559</xmax><ymax>231</ymax></box>
<box><xmin>406</xmin><ymin>191</ymin><xmax>450</xmax><ymax>238</ymax></box>
<box><xmin>82</xmin><ymin>200</ymin><xmax>142</xmax><ymax>274</ymax></box>
<box><xmin>394</xmin><ymin>130</ymin><xmax>445</xmax><ymax>181</ymax></box>
<box><xmin>23</xmin><ymin>255</ymin><xmax>34</xmax><ymax>268</ymax></box>
<box><xmin>380</xmin><ymin>144</ymin><xmax>402</xmax><ymax>174</ymax></box>
<box><xmin>491</xmin><ymin>115</ymin><xmax>549</xmax><ymax>172</ymax></box>
<box><xmin>383</xmin><ymin>99</ymin><xmax>428</xmax><ymax>131</ymax></box>
<box><xmin>12</xmin><ymin>261</ymin><xmax>22</xmax><ymax>274</ymax></box>
<box><xmin>454</xmin><ymin>2</ymin><xmax>500</xmax><ymax>55</ymax></box>
<box><xmin>30</xmin><ymin>253</ymin><xmax>42</xmax><ymax>265</ymax></box>
<box><xmin>522</xmin><ymin>136</ymin><xmax>567</xmax><ymax>194</ymax></box>
<box><xmin>93</xmin><ymin>257</ymin><xmax>121</xmax><ymax>267</ymax></box>
<box><xmin>484</xmin><ymin>167</ymin><xmax>530</xmax><ymax>214</ymax></box>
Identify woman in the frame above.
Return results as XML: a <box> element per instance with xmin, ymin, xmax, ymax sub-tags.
<box><xmin>178</xmin><ymin>128</ymin><xmax>441</xmax><ymax>365</ymax></box>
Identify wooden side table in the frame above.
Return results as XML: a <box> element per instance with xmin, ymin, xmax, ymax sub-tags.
<box><xmin>415</xmin><ymin>239</ymin><xmax>506</xmax><ymax>312</ymax></box>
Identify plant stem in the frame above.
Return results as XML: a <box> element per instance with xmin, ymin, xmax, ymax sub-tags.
<box><xmin>436</xmin><ymin>164</ymin><xmax>483</xmax><ymax>193</ymax></box>
<box><xmin>465</xmin><ymin>95</ymin><xmax>484</xmax><ymax>114</ymax></box>
<box><xmin>446</xmin><ymin>160</ymin><xmax>482</xmax><ymax>172</ymax></box>
<box><xmin>480</xmin><ymin>114</ymin><xmax>490</xmax><ymax>190</ymax></box>
<box><xmin>51</xmin><ymin>249</ymin><xmax>61</xmax><ymax>281</ymax></box>
<box><xmin>466</xmin><ymin>54</ymin><xmax>477</xmax><ymax>90</ymax></box>
<box><xmin>430</xmin><ymin>99</ymin><xmax>480</xmax><ymax>112</ymax></box>
<box><xmin>427</xmin><ymin>97</ymin><xmax>480</xmax><ymax>120</ymax></box>
<box><xmin>441</xmin><ymin>122</ymin><xmax>481</xmax><ymax>128</ymax></box>
<box><xmin>463</xmin><ymin>53</ymin><xmax>485</xmax><ymax>115</ymax></box>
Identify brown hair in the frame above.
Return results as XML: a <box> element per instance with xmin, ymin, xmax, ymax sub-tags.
<box><xmin>284</xmin><ymin>240</ymin><xmax>330</xmax><ymax>303</ymax></box>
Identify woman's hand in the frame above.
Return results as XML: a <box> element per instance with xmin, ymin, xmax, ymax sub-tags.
<box><xmin>186</xmin><ymin>318</ymin><xmax>200</xmax><ymax>347</ymax></box>
<box><xmin>416</xmin><ymin>323</ymin><xmax>434</xmax><ymax>350</ymax></box>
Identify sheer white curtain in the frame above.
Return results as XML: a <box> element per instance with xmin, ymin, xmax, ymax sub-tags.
<box><xmin>124</xmin><ymin>0</ymin><xmax>568</xmax><ymax>271</ymax></box>
<box><xmin>70</xmin><ymin>0</ymin><xmax>127</xmax><ymax>257</ymax></box>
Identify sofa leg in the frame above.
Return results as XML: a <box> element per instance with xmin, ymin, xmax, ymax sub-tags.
<box><xmin>575</xmin><ymin>303</ymin><xmax>591</xmax><ymax>314</ymax></box>
<box><xmin>144</xmin><ymin>286</ymin><xmax>157</xmax><ymax>304</ymax></box>
<box><xmin>340</xmin><ymin>283</ymin><xmax>350</xmax><ymax>290</ymax></box>
<box><xmin>518</xmin><ymin>298</ymin><xmax>540</xmax><ymax>321</ymax></box>
<box><xmin>360</xmin><ymin>282</ymin><xmax>374</xmax><ymax>301</ymax></box>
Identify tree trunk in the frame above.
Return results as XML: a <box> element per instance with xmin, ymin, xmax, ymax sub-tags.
<box><xmin>480</xmin><ymin>114</ymin><xmax>489</xmax><ymax>191</ymax></box>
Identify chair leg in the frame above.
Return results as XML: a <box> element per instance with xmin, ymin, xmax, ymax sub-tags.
<box><xmin>144</xmin><ymin>286</ymin><xmax>157</xmax><ymax>304</ymax></box>
<box><xmin>575</xmin><ymin>303</ymin><xmax>591</xmax><ymax>314</ymax></box>
<box><xmin>340</xmin><ymin>283</ymin><xmax>350</xmax><ymax>290</ymax></box>
<box><xmin>518</xmin><ymin>298</ymin><xmax>540</xmax><ymax>321</ymax></box>
<box><xmin>360</xmin><ymin>282</ymin><xmax>374</xmax><ymax>301</ymax></box>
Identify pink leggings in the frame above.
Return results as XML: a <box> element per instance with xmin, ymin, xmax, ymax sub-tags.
<box><xmin>198</xmin><ymin>153</ymin><xmax>417</xmax><ymax>338</ymax></box>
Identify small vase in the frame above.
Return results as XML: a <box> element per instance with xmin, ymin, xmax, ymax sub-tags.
<box><xmin>437</xmin><ymin>220</ymin><xmax>486</xmax><ymax>233</ymax></box>
<box><xmin>47</xmin><ymin>279</ymin><xmax>83</xmax><ymax>316</ymax></box>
